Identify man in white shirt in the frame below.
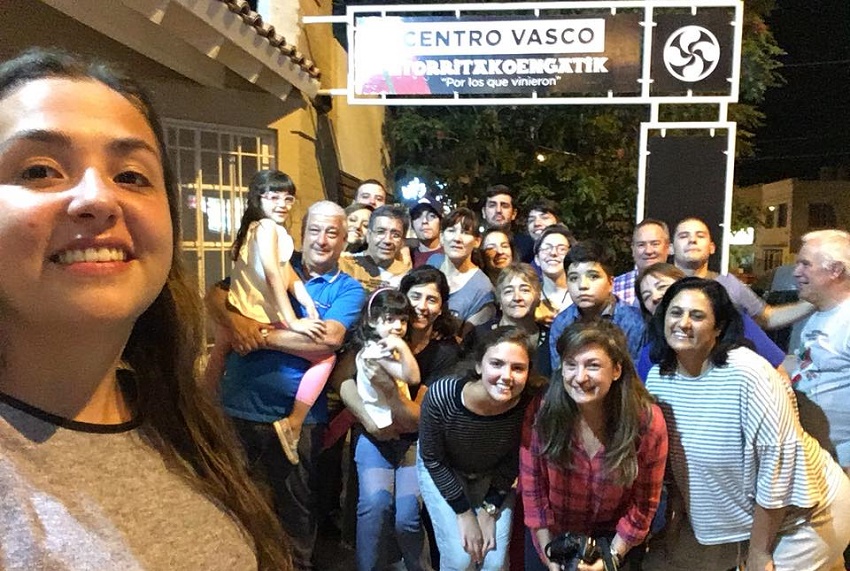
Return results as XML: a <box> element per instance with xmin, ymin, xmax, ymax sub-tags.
<box><xmin>790</xmin><ymin>229</ymin><xmax>850</xmax><ymax>476</ymax></box>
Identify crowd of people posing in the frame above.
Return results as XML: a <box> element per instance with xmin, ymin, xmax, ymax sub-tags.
<box><xmin>2</xmin><ymin>48</ymin><xmax>849</xmax><ymax>571</ymax></box>
<box><xmin>206</xmin><ymin>164</ymin><xmax>850</xmax><ymax>571</ymax></box>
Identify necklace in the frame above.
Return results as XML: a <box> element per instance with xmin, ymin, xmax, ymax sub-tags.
<box><xmin>542</xmin><ymin>283</ymin><xmax>569</xmax><ymax>310</ymax></box>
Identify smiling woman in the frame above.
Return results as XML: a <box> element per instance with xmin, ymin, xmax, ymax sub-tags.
<box><xmin>0</xmin><ymin>48</ymin><xmax>290</xmax><ymax>569</ymax></box>
<box><xmin>646</xmin><ymin>278</ymin><xmax>850</xmax><ymax>570</ymax></box>
<box><xmin>521</xmin><ymin>320</ymin><xmax>667</xmax><ymax>571</ymax></box>
<box><xmin>418</xmin><ymin>326</ymin><xmax>537</xmax><ymax>570</ymax></box>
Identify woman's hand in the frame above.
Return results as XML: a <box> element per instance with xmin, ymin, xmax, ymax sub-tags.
<box><xmin>476</xmin><ymin>510</ymin><xmax>497</xmax><ymax>559</ymax></box>
<box><xmin>746</xmin><ymin>548</ymin><xmax>775</xmax><ymax>571</ymax></box>
<box><xmin>547</xmin><ymin>562</ymin><xmax>562</xmax><ymax>571</ymax></box>
<box><xmin>456</xmin><ymin>510</ymin><xmax>484</xmax><ymax>564</ymax></box>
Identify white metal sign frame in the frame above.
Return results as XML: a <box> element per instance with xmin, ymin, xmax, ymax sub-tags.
<box><xmin>637</xmin><ymin>120</ymin><xmax>737</xmax><ymax>273</ymax></box>
<box><xmin>319</xmin><ymin>0</ymin><xmax>744</xmax><ymax>106</ymax></box>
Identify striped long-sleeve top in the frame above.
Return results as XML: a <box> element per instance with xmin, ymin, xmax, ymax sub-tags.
<box><xmin>418</xmin><ymin>375</ymin><xmax>532</xmax><ymax>514</ymax></box>
<box><xmin>646</xmin><ymin>347</ymin><xmax>845</xmax><ymax>545</ymax></box>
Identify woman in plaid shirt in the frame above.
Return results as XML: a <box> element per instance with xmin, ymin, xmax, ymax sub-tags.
<box><xmin>521</xmin><ymin>321</ymin><xmax>668</xmax><ymax>570</ymax></box>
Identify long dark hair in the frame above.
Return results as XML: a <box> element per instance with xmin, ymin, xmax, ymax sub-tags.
<box><xmin>353</xmin><ymin>288</ymin><xmax>414</xmax><ymax>347</ymax></box>
<box><xmin>231</xmin><ymin>169</ymin><xmax>296</xmax><ymax>261</ymax></box>
<box><xmin>399</xmin><ymin>266</ymin><xmax>460</xmax><ymax>340</ymax></box>
<box><xmin>0</xmin><ymin>48</ymin><xmax>291</xmax><ymax>570</ymax></box>
<box><xmin>648</xmin><ymin>277</ymin><xmax>745</xmax><ymax>375</ymax></box>
<box><xmin>536</xmin><ymin>320</ymin><xmax>654</xmax><ymax>485</ymax></box>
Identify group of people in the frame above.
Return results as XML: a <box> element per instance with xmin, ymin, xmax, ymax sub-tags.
<box><xmin>2</xmin><ymin>47</ymin><xmax>850</xmax><ymax>571</ymax></box>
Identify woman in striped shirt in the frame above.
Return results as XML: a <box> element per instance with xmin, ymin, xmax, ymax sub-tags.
<box><xmin>646</xmin><ymin>277</ymin><xmax>850</xmax><ymax>571</ymax></box>
<box><xmin>418</xmin><ymin>326</ymin><xmax>537</xmax><ymax>570</ymax></box>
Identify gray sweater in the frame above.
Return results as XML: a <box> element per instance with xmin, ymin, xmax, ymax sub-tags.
<box><xmin>0</xmin><ymin>396</ymin><xmax>256</xmax><ymax>570</ymax></box>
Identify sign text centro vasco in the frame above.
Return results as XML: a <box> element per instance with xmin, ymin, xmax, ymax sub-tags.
<box><xmin>353</xmin><ymin>16</ymin><xmax>637</xmax><ymax>96</ymax></box>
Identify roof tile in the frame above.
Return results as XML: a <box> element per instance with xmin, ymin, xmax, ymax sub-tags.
<box><xmin>216</xmin><ymin>0</ymin><xmax>320</xmax><ymax>79</ymax></box>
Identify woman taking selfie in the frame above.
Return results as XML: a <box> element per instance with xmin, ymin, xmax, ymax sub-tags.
<box><xmin>521</xmin><ymin>321</ymin><xmax>667</xmax><ymax>571</ymax></box>
<box><xmin>0</xmin><ymin>49</ymin><xmax>289</xmax><ymax>568</ymax></box>
<box><xmin>418</xmin><ymin>327</ymin><xmax>537</xmax><ymax>570</ymax></box>
<box><xmin>646</xmin><ymin>278</ymin><xmax>850</xmax><ymax>571</ymax></box>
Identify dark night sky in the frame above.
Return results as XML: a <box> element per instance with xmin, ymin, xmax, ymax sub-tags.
<box><xmin>736</xmin><ymin>1</ymin><xmax>850</xmax><ymax>185</ymax></box>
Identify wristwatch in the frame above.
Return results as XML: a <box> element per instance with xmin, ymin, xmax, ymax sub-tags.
<box><xmin>480</xmin><ymin>501</ymin><xmax>499</xmax><ymax>517</ymax></box>
<box><xmin>609</xmin><ymin>546</ymin><xmax>623</xmax><ymax>569</ymax></box>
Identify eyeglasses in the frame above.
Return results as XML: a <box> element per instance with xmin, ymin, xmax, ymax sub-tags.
<box><xmin>372</xmin><ymin>228</ymin><xmax>404</xmax><ymax>241</ymax></box>
<box><xmin>261</xmin><ymin>192</ymin><xmax>295</xmax><ymax>205</ymax></box>
<box><xmin>539</xmin><ymin>244</ymin><xmax>569</xmax><ymax>256</ymax></box>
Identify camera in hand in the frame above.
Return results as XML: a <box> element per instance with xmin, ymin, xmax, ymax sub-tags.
<box><xmin>545</xmin><ymin>533</ymin><xmax>618</xmax><ymax>571</ymax></box>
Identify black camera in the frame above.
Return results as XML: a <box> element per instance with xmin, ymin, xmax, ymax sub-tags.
<box><xmin>545</xmin><ymin>533</ymin><xmax>618</xmax><ymax>571</ymax></box>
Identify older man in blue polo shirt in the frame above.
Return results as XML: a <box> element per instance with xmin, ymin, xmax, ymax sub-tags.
<box><xmin>208</xmin><ymin>201</ymin><xmax>366</xmax><ymax>570</ymax></box>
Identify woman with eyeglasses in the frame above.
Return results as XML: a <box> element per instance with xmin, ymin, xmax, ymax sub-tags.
<box><xmin>533</xmin><ymin>225</ymin><xmax>576</xmax><ymax>327</ymax></box>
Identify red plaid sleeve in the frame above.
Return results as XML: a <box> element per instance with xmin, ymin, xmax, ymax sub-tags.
<box><xmin>520</xmin><ymin>397</ymin><xmax>553</xmax><ymax>530</ymax></box>
<box><xmin>615</xmin><ymin>404</ymin><xmax>669</xmax><ymax>546</ymax></box>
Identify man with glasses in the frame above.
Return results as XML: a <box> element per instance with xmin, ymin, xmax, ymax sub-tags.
<box><xmin>613</xmin><ymin>219</ymin><xmax>672</xmax><ymax>306</ymax></box>
<box><xmin>339</xmin><ymin>204</ymin><xmax>412</xmax><ymax>291</ymax></box>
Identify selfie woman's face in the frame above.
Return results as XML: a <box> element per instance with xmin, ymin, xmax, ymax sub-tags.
<box><xmin>0</xmin><ymin>78</ymin><xmax>172</xmax><ymax>326</ymax></box>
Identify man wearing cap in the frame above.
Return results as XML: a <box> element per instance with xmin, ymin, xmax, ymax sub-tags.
<box><xmin>410</xmin><ymin>194</ymin><xmax>443</xmax><ymax>268</ymax></box>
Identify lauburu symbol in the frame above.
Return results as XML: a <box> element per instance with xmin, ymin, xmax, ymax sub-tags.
<box><xmin>663</xmin><ymin>25</ymin><xmax>720</xmax><ymax>82</ymax></box>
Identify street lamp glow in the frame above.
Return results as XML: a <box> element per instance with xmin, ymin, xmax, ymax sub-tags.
<box><xmin>400</xmin><ymin>177</ymin><xmax>428</xmax><ymax>200</ymax></box>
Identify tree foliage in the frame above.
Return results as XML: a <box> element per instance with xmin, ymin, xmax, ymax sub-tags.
<box><xmin>382</xmin><ymin>1</ymin><xmax>783</xmax><ymax>272</ymax></box>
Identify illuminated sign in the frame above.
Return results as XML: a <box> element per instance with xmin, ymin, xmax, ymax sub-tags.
<box><xmin>345</xmin><ymin>1</ymin><xmax>743</xmax><ymax>104</ymax></box>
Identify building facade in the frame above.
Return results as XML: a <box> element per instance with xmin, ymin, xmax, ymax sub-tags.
<box><xmin>735</xmin><ymin>177</ymin><xmax>850</xmax><ymax>277</ymax></box>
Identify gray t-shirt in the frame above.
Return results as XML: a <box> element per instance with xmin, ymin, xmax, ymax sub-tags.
<box><xmin>0</xmin><ymin>397</ymin><xmax>256</xmax><ymax>570</ymax></box>
<box><xmin>714</xmin><ymin>273</ymin><xmax>767</xmax><ymax>318</ymax></box>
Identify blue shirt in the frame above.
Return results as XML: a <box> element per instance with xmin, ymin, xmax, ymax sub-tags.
<box><xmin>549</xmin><ymin>298</ymin><xmax>646</xmax><ymax>371</ymax></box>
<box><xmin>220</xmin><ymin>263</ymin><xmax>366</xmax><ymax>424</ymax></box>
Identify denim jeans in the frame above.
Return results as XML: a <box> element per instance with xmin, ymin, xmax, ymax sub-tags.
<box><xmin>416</xmin><ymin>454</ymin><xmax>515</xmax><ymax>571</ymax></box>
<box><xmin>354</xmin><ymin>434</ymin><xmax>432</xmax><ymax>571</ymax></box>
<box><xmin>230</xmin><ymin>417</ymin><xmax>324</xmax><ymax>571</ymax></box>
